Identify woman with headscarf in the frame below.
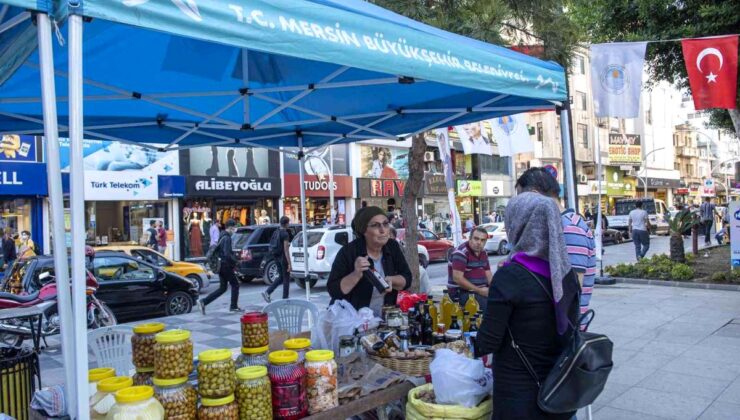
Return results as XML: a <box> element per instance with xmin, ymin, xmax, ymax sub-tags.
<box><xmin>328</xmin><ymin>206</ymin><xmax>412</xmax><ymax>316</ymax></box>
<box><xmin>476</xmin><ymin>192</ymin><xmax>580</xmax><ymax>420</ymax></box>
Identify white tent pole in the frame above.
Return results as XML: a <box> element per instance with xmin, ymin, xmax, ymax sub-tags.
<box><xmin>329</xmin><ymin>146</ymin><xmax>335</xmax><ymax>224</ymax></box>
<box><xmin>37</xmin><ymin>13</ymin><xmax>77</xmax><ymax>418</ymax></box>
<box><xmin>68</xmin><ymin>14</ymin><xmax>90</xmax><ymax>420</ymax></box>
<box><xmin>298</xmin><ymin>137</ymin><xmax>310</xmax><ymax>301</ymax></box>
<box><xmin>560</xmin><ymin>108</ymin><xmax>577</xmax><ymax>210</ymax></box>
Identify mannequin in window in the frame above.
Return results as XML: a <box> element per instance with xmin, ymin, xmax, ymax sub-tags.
<box><xmin>205</xmin><ymin>146</ymin><xmax>220</xmax><ymax>176</ymax></box>
<box><xmin>253</xmin><ymin>208</ymin><xmax>261</xmax><ymax>225</ymax></box>
<box><xmin>189</xmin><ymin>217</ymin><xmax>204</xmax><ymax>257</ymax></box>
<box><xmin>227</xmin><ymin>149</ymin><xmax>239</xmax><ymax>177</ymax></box>
<box><xmin>259</xmin><ymin>209</ymin><xmax>271</xmax><ymax>225</ymax></box>
<box><xmin>245</xmin><ymin>148</ymin><xmax>259</xmax><ymax>177</ymax></box>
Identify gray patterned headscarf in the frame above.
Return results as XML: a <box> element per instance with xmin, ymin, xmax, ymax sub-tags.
<box><xmin>505</xmin><ymin>192</ymin><xmax>572</xmax><ymax>330</ymax></box>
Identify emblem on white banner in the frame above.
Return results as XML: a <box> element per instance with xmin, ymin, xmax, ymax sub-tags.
<box><xmin>600</xmin><ymin>65</ymin><xmax>629</xmax><ymax>95</ymax></box>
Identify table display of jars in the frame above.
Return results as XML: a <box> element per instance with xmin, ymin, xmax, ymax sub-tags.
<box><xmin>198</xmin><ymin>394</ymin><xmax>239</xmax><ymax>420</ymax></box>
<box><xmin>153</xmin><ymin>377</ymin><xmax>197</xmax><ymax>420</ymax></box>
<box><xmin>133</xmin><ymin>367</ymin><xmax>154</xmax><ymax>386</ymax></box>
<box><xmin>236</xmin><ymin>345</ymin><xmax>269</xmax><ymax>369</ymax></box>
<box><xmin>106</xmin><ymin>386</ymin><xmax>164</xmax><ymax>420</ymax></box>
<box><xmin>305</xmin><ymin>350</ymin><xmax>338</xmax><ymax>414</ymax></box>
<box><xmin>283</xmin><ymin>338</ymin><xmax>311</xmax><ymax>363</ymax></box>
<box><xmin>241</xmin><ymin>312</ymin><xmax>269</xmax><ymax>349</ymax></box>
<box><xmin>91</xmin><ymin>376</ymin><xmax>134</xmax><ymax>419</ymax></box>
<box><xmin>197</xmin><ymin>349</ymin><xmax>236</xmax><ymax>398</ymax></box>
<box><xmin>154</xmin><ymin>329</ymin><xmax>194</xmax><ymax>379</ymax></box>
<box><xmin>132</xmin><ymin>322</ymin><xmax>165</xmax><ymax>369</ymax></box>
<box><xmin>267</xmin><ymin>350</ymin><xmax>308</xmax><ymax>420</ymax></box>
<box><xmin>88</xmin><ymin>367</ymin><xmax>116</xmax><ymax>396</ymax></box>
<box><xmin>236</xmin><ymin>366</ymin><xmax>272</xmax><ymax>420</ymax></box>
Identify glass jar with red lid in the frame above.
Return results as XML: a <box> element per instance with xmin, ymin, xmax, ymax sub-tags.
<box><xmin>267</xmin><ymin>350</ymin><xmax>307</xmax><ymax>420</ymax></box>
<box><xmin>241</xmin><ymin>312</ymin><xmax>269</xmax><ymax>349</ymax></box>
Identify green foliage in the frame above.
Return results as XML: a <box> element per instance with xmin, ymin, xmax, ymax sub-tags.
<box><xmin>670</xmin><ymin>264</ymin><xmax>694</xmax><ymax>281</ymax></box>
<box><xmin>605</xmin><ymin>254</ymin><xmax>694</xmax><ymax>281</ymax></box>
<box><xmin>666</xmin><ymin>211</ymin><xmax>699</xmax><ymax>235</ymax></box>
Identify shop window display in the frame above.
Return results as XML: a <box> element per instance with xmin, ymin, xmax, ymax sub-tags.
<box><xmin>0</xmin><ymin>199</ymin><xmax>32</xmax><ymax>239</ymax></box>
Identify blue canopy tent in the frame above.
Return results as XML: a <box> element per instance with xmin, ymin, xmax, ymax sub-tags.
<box><xmin>0</xmin><ymin>1</ymin><xmax>568</xmax><ymax>417</ymax></box>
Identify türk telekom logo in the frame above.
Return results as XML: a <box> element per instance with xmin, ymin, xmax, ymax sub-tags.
<box><xmin>123</xmin><ymin>0</ymin><xmax>202</xmax><ymax>22</ymax></box>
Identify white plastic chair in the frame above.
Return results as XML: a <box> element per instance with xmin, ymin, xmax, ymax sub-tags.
<box><xmin>88</xmin><ymin>325</ymin><xmax>134</xmax><ymax>376</ymax></box>
<box><xmin>262</xmin><ymin>299</ymin><xmax>319</xmax><ymax>335</ymax></box>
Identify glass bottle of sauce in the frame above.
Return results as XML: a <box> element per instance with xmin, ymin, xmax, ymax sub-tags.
<box><xmin>440</xmin><ymin>290</ymin><xmax>454</xmax><ymax>329</ymax></box>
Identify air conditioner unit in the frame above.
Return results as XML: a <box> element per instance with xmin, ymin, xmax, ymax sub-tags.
<box><xmin>424</xmin><ymin>151</ymin><xmax>435</xmax><ymax>162</ymax></box>
<box><xmin>578</xmin><ymin>174</ymin><xmax>588</xmax><ymax>183</ymax></box>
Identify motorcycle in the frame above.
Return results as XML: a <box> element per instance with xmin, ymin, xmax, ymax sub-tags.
<box><xmin>0</xmin><ymin>270</ymin><xmax>117</xmax><ymax>347</ymax></box>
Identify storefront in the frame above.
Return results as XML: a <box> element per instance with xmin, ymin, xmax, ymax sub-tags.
<box><xmin>421</xmin><ymin>174</ymin><xmax>453</xmax><ymax>234</ymax></box>
<box><xmin>0</xmin><ymin>161</ymin><xmax>47</xmax><ymax>254</ymax></box>
<box><xmin>605</xmin><ymin>166</ymin><xmax>637</xmax><ymax>212</ymax></box>
<box><xmin>357</xmin><ymin>178</ymin><xmax>408</xmax><ymax>212</ymax></box>
<box><xmin>479</xmin><ymin>178</ymin><xmax>512</xmax><ymax>222</ymax></box>
<box><xmin>636</xmin><ymin>177</ymin><xmax>679</xmax><ymax>204</ymax></box>
<box><xmin>456</xmin><ymin>180</ymin><xmax>482</xmax><ymax>226</ymax></box>
<box><xmin>283</xmin><ymin>174</ymin><xmax>353</xmax><ymax>225</ymax></box>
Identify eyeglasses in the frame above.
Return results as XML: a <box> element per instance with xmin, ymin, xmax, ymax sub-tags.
<box><xmin>367</xmin><ymin>221</ymin><xmax>391</xmax><ymax>230</ymax></box>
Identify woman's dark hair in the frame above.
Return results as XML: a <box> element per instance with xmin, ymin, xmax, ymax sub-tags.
<box><xmin>515</xmin><ymin>167</ymin><xmax>561</xmax><ymax>198</ymax></box>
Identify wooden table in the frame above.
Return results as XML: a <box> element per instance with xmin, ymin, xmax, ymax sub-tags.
<box><xmin>304</xmin><ymin>381</ymin><xmax>415</xmax><ymax>420</ymax></box>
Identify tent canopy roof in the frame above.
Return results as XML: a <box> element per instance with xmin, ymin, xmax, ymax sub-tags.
<box><xmin>0</xmin><ymin>0</ymin><xmax>566</xmax><ymax>150</ymax></box>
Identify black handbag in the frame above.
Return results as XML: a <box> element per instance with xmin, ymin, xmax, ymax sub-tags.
<box><xmin>509</xmin><ymin>267</ymin><xmax>614</xmax><ymax>414</ymax></box>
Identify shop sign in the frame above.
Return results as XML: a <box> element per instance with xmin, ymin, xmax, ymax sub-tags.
<box><xmin>689</xmin><ymin>185</ymin><xmax>700</xmax><ymax>197</ymax></box>
<box><xmin>283</xmin><ymin>174</ymin><xmax>353</xmax><ymax>197</ymax></box>
<box><xmin>676</xmin><ymin>188</ymin><xmax>689</xmax><ymax>195</ymax></box>
<box><xmin>730</xmin><ymin>201</ymin><xmax>740</xmax><ymax>267</ymax></box>
<box><xmin>357</xmin><ymin>178</ymin><xmax>406</xmax><ymax>198</ymax></box>
<box><xmin>1</xmin><ymin>135</ymin><xmax>38</xmax><ymax>162</ymax></box>
<box><xmin>701</xmin><ymin>178</ymin><xmax>715</xmax><ymax>197</ymax></box>
<box><xmin>158</xmin><ymin>175</ymin><xmax>186</xmax><ymax>198</ymax></box>
<box><xmin>359</xmin><ymin>145</ymin><xmax>409</xmax><ymax>179</ymax></box>
<box><xmin>608</xmin><ymin>134</ymin><xmax>641</xmax><ymax>165</ymax></box>
<box><xmin>483</xmin><ymin>180</ymin><xmax>505</xmax><ymax>197</ymax></box>
<box><xmin>636</xmin><ymin>178</ymin><xmax>681</xmax><ymax>189</ymax></box>
<box><xmin>424</xmin><ymin>174</ymin><xmax>447</xmax><ymax>195</ymax></box>
<box><xmin>587</xmin><ymin>180</ymin><xmax>607</xmax><ymax>195</ymax></box>
<box><xmin>577</xmin><ymin>184</ymin><xmax>591</xmax><ymax>197</ymax></box>
<box><xmin>59</xmin><ymin>137</ymin><xmax>179</xmax><ymax>174</ymax></box>
<box><xmin>0</xmin><ymin>162</ymin><xmax>48</xmax><ymax>196</ymax></box>
<box><xmin>85</xmin><ymin>170</ymin><xmax>159</xmax><ymax>200</ymax></box>
<box><xmin>457</xmin><ymin>180</ymin><xmax>482</xmax><ymax>197</ymax></box>
<box><xmin>605</xmin><ymin>167</ymin><xmax>635</xmax><ymax>196</ymax></box>
<box><xmin>186</xmin><ymin>176</ymin><xmax>281</xmax><ymax>197</ymax></box>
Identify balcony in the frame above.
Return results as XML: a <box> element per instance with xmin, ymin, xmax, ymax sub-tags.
<box><xmin>676</xmin><ymin>146</ymin><xmax>699</xmax><ymax>157</ymax></box>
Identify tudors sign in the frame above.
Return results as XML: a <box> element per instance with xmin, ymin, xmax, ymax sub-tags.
<box><xmin>283</xmin><ymin>174</ymin><xmax>353</xmax><ymax>197</ymax></box>
<box><xmin>186</xmin><ymin>176</ymin><xmax>281</xmax><ymax>197</ymax></box>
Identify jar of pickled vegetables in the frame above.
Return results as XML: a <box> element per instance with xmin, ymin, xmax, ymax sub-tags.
<box><xmin>88</xmin><ymin>367</ymin><xmax>116</xmax><ymax>396</ymax></box>
<box><xmin>236</xmin><ymin>345</ymin><xmax>269</xmax><ymax>369</ymax></box>
<box><xmin>132</xmin><ymin>322</ymin><xmax>165</xmax><ymax>369</ymax></box>
<box><xmin>198</xmin><ymin>394</ymin><xmax>239</xmax><ymax>420</ymax></box>
<box><xmin>236</xmin><ymin>366</ymin><xmax>272</xmax><ymax>420</ymax></box>
<box><xmin>197</xmin><ymin>349</ymin><xmax>236</xmax><ymax>398</ymax></box>
<box><xmin>133</xmin><ymin>367</ymin><xmax>154</xmax><ymax>386</ymax></box>
<box><xmin>305</xmin><ymin>350</ymin><xmax>338</xmax><ymax>414</ymax></box>
<box><xmin>154</xmin><ymin>329</ymin><xmax>193</xmax><ymax>379</ymax></box>
<box><xmin>106</xmin><ymin>386</ymin><xmax>164</xmax><ymax>420</ymax></box>
<box><xmin>91</xmin><ymin>376</ymin><xmax>133</xmax><ymax>419</ymax></box>
<box><xmin>153</xmin><ymin>377</ymin><xmax>197</xmax><ymax>420</ymax></box>
<box><xmin>267</xmin><ymin>350</ymin><xmax>307</xmax><ymax>420</ymax></box>
<box><xmin>241</xmin><ymin>312</ymin><xmax>269</xmax><ymax>349</ymax></box>
<box><xmin>283</xmin><ymin>338</ymin><xmax>311</xmax><ymax>363</ymax></box>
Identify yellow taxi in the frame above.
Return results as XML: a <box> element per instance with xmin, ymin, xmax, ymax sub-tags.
<box><xmin>94</xmin><ymin>245</ymin><xmax>212</xmax><ymax>291</ymax></box>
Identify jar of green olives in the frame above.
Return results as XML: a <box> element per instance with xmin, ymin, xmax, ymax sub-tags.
<box><xmin>133</xmin><ymin>367</ymin><xmax>154</xmax><ymax>386</ymax></box>
<box><xmin>236</xmin><ymin>366</ymin><xmax>272</xmax><ymax>420</ymax></box>
<box><xmin>132</xmin><ymin>322</ymin><xmax>165</xmax><ymax>369</ymax></box>
<box><xmin>241</xmin><ymin>312</ymin><xmax>269</xmax><ymax>349</ymax></box>
<box><xmin>154</xmin><ymin>329</ymin><xmax>194</xmax><ymax>379</ymax></box>
<box><xmin>197</xmin><ymin>349</ymin><xmax>236</xmax><ymax>398</ymax></box>
<box><xmin>198</xmin><ymin>394</ymin><xmax>239</xmax><ymax>420</ymax></box>
<box><xmin>236</xmin><ymin>345</ymin><xmax>269</xmax><ymax>369</ymax></box>
<box><xmin>153</xmin><ymin>376</ymin><xmax>198</xmax><ymax>420</ymax></box>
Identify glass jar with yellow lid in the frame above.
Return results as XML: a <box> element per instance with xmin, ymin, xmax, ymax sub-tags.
<box><xmin>154</xmin><ymin>329</ymin><xmax>193</xmax><ymax>379</ymax></box>
<box><xmin>197</xmin><ymin>349</ymin><xmax>236</xmax><ymax>398</ymax></box>
<box><xmin>88</xmin><ymin>367</ymin><xmax>116</xmax><ymax>396</ymax></box>
<box><xmin>267</xmin><ymin>350</ymin><xmax>307</xmax><ymax>420</ymax></box>
<box><xmin>153</xmin><ymin>376</ymin><xmax>197</xmax><ymax>420</ymax></box>
<box><xmin>198</xmin><ymin>394</ymin><xmax>239</xmax><ymax>420</ymax></box>
<box><xmin>305</xmin><ymin>350</ymin><xmax>338</xmax><ymax>414</ymax></box>
<box><xmin>236</xmin><ymin>345</ymin><xmax>269</xmax><ymax>369</ymax></box>
<box><xmin>236</xmin><ymin>366</ymin><xmax>272</xmax><ymax>420</ymax></box>
<box><xmin>132</xmin><ymin>322</ymin><xmax>165</xmax><ymax>369</ymax></box>
<box><xmin>283</xmin><ymin>338</ymin><xmax>312</xmax><ymax>363</ymax></box>
<box><xmin>106</xmin><ymin>386</ymin><xmax>164</xmax><ymax>420</ymax></box>
<box><xmin>91</xmin><ymin>376</ymin><xmax>133</xmax><ymax>419</ymax></box>
<box><xmin>133</xmin><ymin>367</ymin><xmax>154</xmax><ymax>386</ymax></box>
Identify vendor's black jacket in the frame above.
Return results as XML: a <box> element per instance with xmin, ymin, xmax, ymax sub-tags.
<box><xmin>328</xmin><ymin>237</ymin><xmax>412</xmax><ymax>310</ymax></box>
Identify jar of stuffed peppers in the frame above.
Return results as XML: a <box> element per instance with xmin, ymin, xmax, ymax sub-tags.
<box><xmin>241</xmin><ymin>312</ymin><xmax>269</xmax><ymax>349</ymax></box>
<box><xmin>154</xmin><ymin>329</ymin><xmax>194</xmax><ymax>379</ymax></box>
<box><xmin>132</xmin><ymin>322</ymin><xmax>165</xmax><ymax>369</ymax></box>
<box><xmin>197</xmin><ymin>349</ymin><xmax>236</xmax><ymax>398</ymax></box>
<box><xmin>236</xmin><ymin>345</ymin><xmax>269</xmax><ymax>369</ymax></box>
<box><xmin>152</xmin><ymin>377</ymin><xmax>197</xmax><ymax>420</ymax></box>
<box><xmin>267</xmin><ymin>350</ymin><xmax>307</xmax><ymax>420</ymax></box>
<box><xmin>305</xmin><ymin>350</ymin><xmax>338</xmax><ymax>414</ymax></box>
<box><xmin>235</xmin><ymin>366</ymin><xmax>272</xmax><ymax>420</ymax></box>
<box><xmin>283</xmin><ymin>338</ymin><xmax>311</xmax><ymax>363</ymax></box>
<box><xmin>132</xmin><ymin>367</ymin><xmax>154</xmax><ymax>386</ymax></box>
<box><xmin>198</xmin><ymin>394</ymin><xmax>239</xmax><ymax>420</ymax></box>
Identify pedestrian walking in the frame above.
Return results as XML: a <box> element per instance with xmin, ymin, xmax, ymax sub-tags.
<box><xmin>146</xmin><ymin>220</ymin><xmax>158</xmax><ymax>250</ymax></box>
<box><xmin>476</xmin><ymin>191</ymin><xmax>580</xmax><ymax>420</ymax></box>
<box><xmin>2</xmin><ymin>228</ymin><xmax>17</xmax><ymax>276</ymax></box>
<box><xmin>198</xmin><ymin>219</ymin><xmax>242</xmax><ymax>314</ymax></box>
<box><xmin>16</xmin><ymin>230</ymin><xmax>36</xmax><ymax>259</ymax></box>
<box><xmin>262</xmin><ymin>216</ymin><xmax>293</xmax><ymax>303</ymax></box>
<box><xmin>209</xmin><ymin>220</ymin><xmax>221</xmax><ymax>247</ymax></box>
<box><xmin>464</xmin><ymin>216</ymin><xmax>475</xmax><ymax>233</ymax></box>
<box><xmin>700</xmin><ymin>197</ymin><xmax>718</xmax><ymax>245</ymax></box>
<box><xmin>156</xmin><ymin>221</ymin><xmax>167</xmax><ymax>254</ymax></box>
<box><xmin>447</xmin><ymin>226</ymin><xmax>492</xmax><ymax>310</ymax></box>
<box><xmin>628</xmin><ymin>201</ymin><xmax>651</xmax><ymax>260</ymax></box>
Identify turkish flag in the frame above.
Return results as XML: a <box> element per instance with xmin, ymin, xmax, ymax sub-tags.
<box><xmin>681</xmin><ymin>35</ymin><xmax>738</xmax><ymax>110</ymax></box>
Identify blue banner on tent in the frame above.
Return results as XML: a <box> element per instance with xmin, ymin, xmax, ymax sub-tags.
<box><xmin>0</xmin><ymin>162</ymin><xmax>48</xmax><ymax>196</ymax></box>
<box><xmin>159</xmin><ymin>175</ymin><xmax>186</xmax><ymax>198</ymax></box>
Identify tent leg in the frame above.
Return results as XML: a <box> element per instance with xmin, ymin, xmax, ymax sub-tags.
<box><xmin>298</xmin><ymin>140</ymin><xmax>310</xmax><ymax>303</ymax></box>
<box><xmin>560</xmin><ymin>107</ymin><xmax>578</xmax><ymax>210</ymax></box>
<box><xmin>68</xmin><ymin>14</ymin><xmax>90</xmax><ymax>420</ymax></box>
<box><xmin>38</xmin><ymin>13</ymin><xmax>77</xmax><ymax>418</ymax></box>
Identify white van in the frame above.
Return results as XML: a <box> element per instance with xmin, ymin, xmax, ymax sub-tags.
<box><xmin>606</xmin><ymin>198</ymin><xmax>670</xmax><ymax>239</ymax></box>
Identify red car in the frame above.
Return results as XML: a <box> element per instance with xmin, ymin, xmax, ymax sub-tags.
<box><xmin>397</xmin><ymin>228</ymin><xmax>454</xmax><ymax>262</ymax></box>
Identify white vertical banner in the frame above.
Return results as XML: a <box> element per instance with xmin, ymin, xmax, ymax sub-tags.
<box><xmin>491</xmin><ymin>113</ymin><xmax>534</xmax><ymax>157</ymax></box>
<box><xmin>730</xmin><ymin>201</ymin><xmax>740</xmax><ymax>268</ymax></box>
<box><xmin>435</xmin><ymin>128</ymin><xmax>463</xmax><ymax>246</ymax></box>
<box><xmin>594</xmin><ymin>125</ymin><xmax>603</xmax><ymax>261</ymax></box>
<box><xmin>590</xmin><ymin>42</ymin><xmax>648</xmax><ymax>118</ymax></box>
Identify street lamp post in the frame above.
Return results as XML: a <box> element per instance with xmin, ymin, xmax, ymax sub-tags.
<box><xmin>642</xmin><ymin>147</ymin><xmax>666</xmax><ymax>198</ymax></box>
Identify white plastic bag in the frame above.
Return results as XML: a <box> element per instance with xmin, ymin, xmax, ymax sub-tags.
<box><xmin>430</xmin><ymin>349</ymin><xmax>493</xmax><ymax>408</ymax></box>
<box><xmin>311</xmin><ymin>300</ymin><xmax>380</xmax><ymax>354</ymax></box>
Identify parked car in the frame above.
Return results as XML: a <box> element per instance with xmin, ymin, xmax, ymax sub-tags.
<box><xmin>96</xmin><ymin>245</ymin><xmax>212</xmax><ymax>291</ymax></box>
<box><xmin>397</xmin><ymin>228</ymin><xmax>454</xmax><ymax>262</ymax></box>
<box><xmin>2</xmin><ymin>252</ymin><xmax>198</xmax><ymax>320</ymax></box>
<box><xmin>606</xmin><ymin>198</ymin><xmax>670</xmax><ymax>238</ymax></box>
<box><xmin>232</xmin><ymin>224</ymin><xmax>303</xmax><ymax>285</ymax></box>
<box><xmin>462</xmin><ymin>223</ymin><xmax>509</xmax><ymax>254</ymax></box>
<box><xmin>288</xmin><ymin>226</ymin><xmax>430</xmax><ymax>289</ymax></box>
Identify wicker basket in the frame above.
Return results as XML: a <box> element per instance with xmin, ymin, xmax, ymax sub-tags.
<box><xmin>369</xmin><ymin>354</ymin><xmax>431</xmax><ymax>377</ymax></box>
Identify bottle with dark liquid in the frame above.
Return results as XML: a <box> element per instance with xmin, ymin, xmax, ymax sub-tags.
<box><xmin>408</xmin><ymin>308</ymin><xmax>420</xmax><ymax>345</ymax></box>
<box><xmin>449</xmin><ymin>315</ymin><xmax>461</xmax><ymax>331</ymax></box>
<box><xmin>422</xmin><ymin>303</ymin><xmax>434</xmax><ymax>345</ymax></box>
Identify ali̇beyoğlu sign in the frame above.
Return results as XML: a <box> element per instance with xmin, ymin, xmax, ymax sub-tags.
<box><xmin>185</xmin><ymin>176</ymin><xmax>282</xmax><ymax>197</ymax></box>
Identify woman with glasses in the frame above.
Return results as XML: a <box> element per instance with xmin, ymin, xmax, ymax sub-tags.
<box><xmin>328</xmin><ymin>206</ymin><xmax>412</xmax><ymax>316</ymax></box>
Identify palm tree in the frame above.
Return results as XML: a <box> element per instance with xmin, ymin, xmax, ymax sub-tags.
<box><xmin>666</xmin><ymin>210</ymin><xmax>699</xmax><ymax>263</ymax></box>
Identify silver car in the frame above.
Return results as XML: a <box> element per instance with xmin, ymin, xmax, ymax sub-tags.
<box><xmin>463</xmin><ymin>223</ymin><xmax>509</xmax><ymax>255</ymax></box>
